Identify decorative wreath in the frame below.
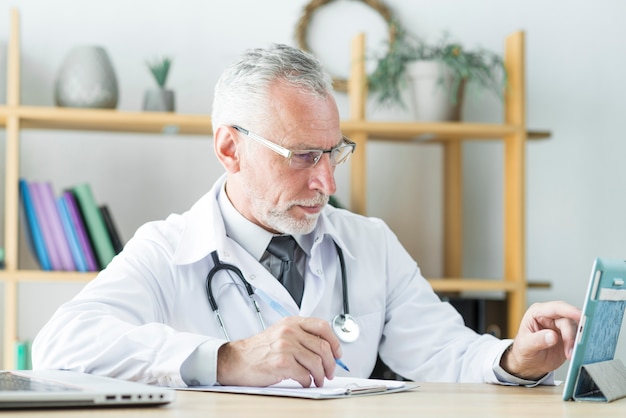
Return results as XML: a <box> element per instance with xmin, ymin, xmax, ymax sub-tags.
<box><xmin>295</xmin><ymin>0</ymin><xmax>397</xmax><ymax>92</ymax></box>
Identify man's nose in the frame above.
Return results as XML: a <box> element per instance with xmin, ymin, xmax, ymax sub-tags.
<box><xmin>308</xmin><ymin>154</ymin><xmax>337</xmax><ymax>196</ymax></box>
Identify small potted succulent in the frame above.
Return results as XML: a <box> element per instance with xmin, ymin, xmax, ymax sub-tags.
<box><xmin>143</xmin><ymin>56</ymin><xmax>175</xmax><ymax>112</ymax></box>
<box><xmin>368</xmin><ymin>21</ymin><xmax>506</xmax><ymax>121</ymax></box>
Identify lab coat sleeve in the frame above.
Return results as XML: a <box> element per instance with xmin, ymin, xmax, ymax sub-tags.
<box><xmin>374</xmin><ymin>222</ymin><xmax>518</xmax><ymax>384</ymax></box>
<box><xmin>31</xmin><ymin>222</ymin><xmax>221</xmax><ymax>387</ymax></box>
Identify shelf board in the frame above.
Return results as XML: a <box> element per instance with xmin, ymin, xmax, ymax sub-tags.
<box><xmin>0</xmin><ymin>269</ymin><xmax>547</xmax><ymax>294</ymax></box>
<box><xmin>340</xmin><ymin>120</ymin><xmax>550</xmax><ymax>142</ymax></box>
<box><xmin>0</xmin><ymin>106</ymin><xmax>212</xmax><ymax>135</ymax></box>
<box><xmin>0</xmin><ymin>107</ymin><xmax>551</xmax><ymax>142</ymax></box>
<box><xmin>0</xmin><ymin>270</ymin><xmax>97</xmax><ymax>283</ymax></box>
<box><xmin>0</xmin><ymin>270</ymin><xmax>535</xmax><ymax>292</ymax></box>
<box><xmin>427</xmin><ymin>278</ymin><xmax>525</xmax><ymax>292</ymax></box>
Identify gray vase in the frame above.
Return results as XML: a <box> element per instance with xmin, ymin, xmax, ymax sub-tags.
<box><xmin>55</xmin><ymin>45</ymin><xmax>119</xmax><ymax>109</ymax></box>
<box><xmin>143</xmin><ymin>88</ymin><xmax>175</xmax><ymax>112</ymax></box>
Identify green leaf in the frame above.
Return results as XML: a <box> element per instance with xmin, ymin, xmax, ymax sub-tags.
<box><xmin>146</xmin><ymin>56</ymin><xmax>172</xmax><ymax>88</ymax></box>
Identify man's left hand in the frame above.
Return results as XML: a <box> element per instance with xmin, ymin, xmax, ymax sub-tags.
<box><xmin>501</xmin><ymin>301</ymin><xmax>581</xmax><ymax>381</ymax></box>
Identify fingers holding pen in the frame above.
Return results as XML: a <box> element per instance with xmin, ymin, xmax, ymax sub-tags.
<box><xmin>216</xmin><ymin>316</ymin><xmax>341</xmax><ymax>388</ymax></box>
<box><xmin>292</xmin><ymin>320</ymin><xmax>340</xmax><ymax>385</ymax></box>
<box><xmin>272</xmin><ymin>316</ymin><xmax>340</xmax><ymax>386</ymax></box>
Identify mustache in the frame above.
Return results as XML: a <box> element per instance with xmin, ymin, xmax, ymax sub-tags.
<box><xmin>287</xmin><ymin>194</ymin><xmax>329</xmax><ymax>209</ymax></box>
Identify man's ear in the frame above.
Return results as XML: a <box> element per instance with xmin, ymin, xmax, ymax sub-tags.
<box><xmin>214</xmin><ymin>125</ymin><xmax>241</xmax><ymax>173</ymax></box>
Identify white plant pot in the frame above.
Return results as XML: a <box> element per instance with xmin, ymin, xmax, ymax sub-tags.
<box><xmin>405</xmin><ymin>60</ymin><xmax>464</xmax><ymax>122</ymax></box>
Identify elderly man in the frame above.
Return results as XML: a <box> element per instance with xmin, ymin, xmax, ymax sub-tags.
<box><xmin>32</xmin><ymin>44</ymin><xmax>580</xmax><ymax>388</ymax></box>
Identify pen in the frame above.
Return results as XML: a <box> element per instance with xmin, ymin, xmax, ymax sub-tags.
<box><xmin>254</xmin><ymin>288</ymin><xmax>351</xmax><ymax>372</ymax></box>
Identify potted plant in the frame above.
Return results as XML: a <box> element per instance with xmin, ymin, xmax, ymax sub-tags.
<box><xmin>143</xmin><ymin>56</ymin><xmax>175</xmax><ymax>112</ymax></box>
<box><xmin>368</xmin><ymin>22</ymin><xmax>506</xmax><ymax>121</ymax></box>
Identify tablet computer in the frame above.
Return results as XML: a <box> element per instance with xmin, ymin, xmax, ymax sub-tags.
<box><xmin>562</xmin><ymin>257</ymin><xmax>626</xmax><ymax>401</ymax></box>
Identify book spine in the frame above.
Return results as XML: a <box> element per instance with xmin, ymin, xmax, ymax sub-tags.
<box><xmin>29</xmin><ymin>182</ymin><xmax>63</xmax><ymax>270</ymax></box>
<box><xmin>40</xmin><ymin>182</ymin><xmax>76</xmax><ymax>271</ymax></box>
<box><xmin>100</xmin><ymin>204</ymin><xmax>124</xmax><ymax>254</ymax></box>
<box><xmin>15</xmin><ymin>340</ymin><xmax>28</xmax><ymax>370</ymax></box>
<box><xmin>57</xmin><ymin>196</ymin><xmax>88</xmax><ymax>272</ymax></box>
<box><xmin>62</xmin><ymin>190</ymin><xmax>99</xmax><ymax>271</ymax></box>
<box><xmin>18</xmin><ymin>178</ymin><xmax>52</xmax><ymax>270</ymax></box>
<box><xmin>72</xmin><ymin>183</ymin><xmax>116</xmax><ymax>269</ymax></box>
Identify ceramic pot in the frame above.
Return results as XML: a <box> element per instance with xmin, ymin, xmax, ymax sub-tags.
<box><xmin>143</xmin><ymin>88</ymin><xmax>175</xmax><ymax>112</ymax></box>
<box><xmin>405</xmin><ymin>60</ymin><xmax>465</xmax><ymax>121</ymax></box>
<box><xmin>54</xmin><ymin>45</ymin><xmax>119</xmax><ymax>109</ymax></box>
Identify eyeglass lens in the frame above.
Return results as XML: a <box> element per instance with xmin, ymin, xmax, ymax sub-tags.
<box><xmin>289</xmin><ymin>142</ymin><xmax>354</xmax><ymax>169</ymax></box>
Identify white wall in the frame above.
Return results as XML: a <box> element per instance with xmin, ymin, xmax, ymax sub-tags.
<box><xmin>1</xmin><ymin>0</ymin><xmax>626</xmax><ymax>380</ymax></box>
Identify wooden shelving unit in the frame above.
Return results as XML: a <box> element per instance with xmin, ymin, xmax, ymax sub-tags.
<box><xmin>1</xmin><ymin>8</ymin><xmax>544</xmax><ymax>368</ymax></box>
<box><xmin>341</xmin><ymin>31</ymin><xmax>542</xmax><ymax>339</ymax></box>
<box><xmin>0</xmin><ymin>9</ymin><xmax>214</xmax><ymax>368</ymax></box>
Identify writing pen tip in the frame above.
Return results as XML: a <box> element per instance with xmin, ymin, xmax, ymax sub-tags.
<box><xmin>336</xmin><ymin>358</ymin><xmax>350</xmax><ymax>372</ymax></box>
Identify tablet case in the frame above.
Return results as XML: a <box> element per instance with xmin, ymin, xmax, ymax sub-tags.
<box><xmin>562</xmin><ymin>257</ymin><xmax>626</xmax><ymax>402</ymax></box>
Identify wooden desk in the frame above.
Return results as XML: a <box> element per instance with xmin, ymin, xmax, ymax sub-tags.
<box><xmin>9</xmin><ymin>383</ymin><xmax>626</xmax><ymax>417</ymax></box>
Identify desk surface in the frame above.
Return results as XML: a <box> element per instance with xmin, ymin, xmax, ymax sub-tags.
<box><xmin>8</xmin><ymin>382</ymin><xmax>626</xmax><ymax>417</ymax></box>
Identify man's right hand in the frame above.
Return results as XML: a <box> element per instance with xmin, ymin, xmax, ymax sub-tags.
<box><xmin>216</xmin><ymin>316</ymin><xmax>342</xmax><ymax>387</ymax></box>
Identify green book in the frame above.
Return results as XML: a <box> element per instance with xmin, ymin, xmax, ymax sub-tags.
<box><xmin>72</xmin><ymin>183</ymin><xmax>116</xmax><ymax>269</ymax></box>
<box><xmin>15</xmin><ymin>340</ymin><xmax>28</xmax><ymax>370</ymax></box>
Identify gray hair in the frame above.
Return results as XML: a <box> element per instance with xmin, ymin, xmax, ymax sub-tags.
<box><xmin>211</xmin><ymin>44</ymin><xmax>334</xmax><ymax>134</ymax></box>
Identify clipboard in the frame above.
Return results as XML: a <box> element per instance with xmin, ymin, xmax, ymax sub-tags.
<box><xmin>179</xmin><ymin>376</ymin><xmax>417</xmax><ymax>399</ymax></box>
<box><xmin>562</xmin><ymin>257</ymin><xmax>626</xmax><ymax>402</ymax></box>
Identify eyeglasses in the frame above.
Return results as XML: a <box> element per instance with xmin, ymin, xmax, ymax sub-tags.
<box><xmin>232</xmin><ymin>125</ymin><xmax>356</xmax><ymax>169</ymax></box>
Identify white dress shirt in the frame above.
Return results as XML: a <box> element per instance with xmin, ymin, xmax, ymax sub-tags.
<box><xmin>32</xmin><ymin>174</ymin><xmax>547</xmax><ymax>387</ymax></box>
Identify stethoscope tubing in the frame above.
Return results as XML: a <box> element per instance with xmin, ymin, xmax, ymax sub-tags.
<box><xmin>206</xmin><ymin>251</ymin><xmax>265</xmax><ymax>340</ymax></box>
<box><xmin>205</xmin><ymin>242</ymin><xmax>358</xmax><ymax>343</ymax></box>
<box><xmin>334</xmin><ymin>242</ymin><xmax>350</xmax><ymax>316</ymax></box>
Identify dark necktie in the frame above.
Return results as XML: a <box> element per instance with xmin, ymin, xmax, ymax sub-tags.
<box><xmin>266</xmin><ymin>236</ymin><xmax>304</xmax><ymax>307</ymax></box>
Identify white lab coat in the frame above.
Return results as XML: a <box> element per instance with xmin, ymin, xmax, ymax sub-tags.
<box><xmin>32</xmin><ymin>175</ymin><xmax>511</xmax><ymax>387</ymax></box>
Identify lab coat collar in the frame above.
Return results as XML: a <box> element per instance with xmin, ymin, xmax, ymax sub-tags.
<box><xmin>170</xmin><ymin>175</ymin><xmax>228</xmax><ymax>265</ymax></box>
<box><xmin>306</xmin><ymin>209</ymin><xmax>355</xmax><ymax>262</ymax></box>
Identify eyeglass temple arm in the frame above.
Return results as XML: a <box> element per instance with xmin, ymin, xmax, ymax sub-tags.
<box><xmin>232</xmin><ymin>125</ymin><xmax>292</xmax><ymax>158</ymax></box>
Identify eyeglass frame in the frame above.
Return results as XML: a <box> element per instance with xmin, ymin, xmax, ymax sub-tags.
<box><xmin>231</xmin><ymin>125</ymin><xmax>356</xmax><ymax>169</ymax></box>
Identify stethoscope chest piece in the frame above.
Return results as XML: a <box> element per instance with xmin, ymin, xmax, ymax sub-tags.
<box><xmin>332</xmin><ymin>313</ymin><xmax>360</xmax><ymax>343</ymax></box>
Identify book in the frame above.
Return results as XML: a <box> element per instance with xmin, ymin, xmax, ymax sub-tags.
<box><xmin>72</xmin><ymin>183</ymin><xmax>116</xmax><ymax>269</ymax></box>
<box><xmin>15</xmin><ymin>340</ymin><xmax>29</xmax><ymax>370</ymax></box>
<box><xmin>18</xmin><ymin>178</ymin><xmax>51</xmax><ymax>270</ymax></box>
<box><xmin>39</xmin><ymin>182</ymin><xmax>76</xmax><ymax>271</ymax></box>
<box><xmin>62</xmin><ymin>190</ymin><xmax>99</xmax><ymax>272</ymax></box>
<box><xmin>29</xmin><ymin>182</ymin><xmax>63</xmax><ymax>270</ymax></box>
<box><xmin>100</xmin><ymin>204</ymin><xmax>124</xmax><ymax>254</ymax></box>
<box><xmin>57</xmin><ymin>196</ymin><xmax>88</xmax><ymax>272</ymax></box>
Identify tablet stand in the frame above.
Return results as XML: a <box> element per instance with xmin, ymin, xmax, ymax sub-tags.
<box><xmin>573</xmin><ymin>359</ymin><xmax>626</xmax><ymax>402</ymax></box>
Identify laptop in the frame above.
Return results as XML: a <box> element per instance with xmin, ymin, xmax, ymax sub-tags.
<box><xmin>562</xmin><ymin>257</ymin><xmax>626</xmax><ymax>402</ymax></box>
<box><xmin>0</xmin><ymin>369</ymin><xmax>174</xmax><ymax>409</ymax></box>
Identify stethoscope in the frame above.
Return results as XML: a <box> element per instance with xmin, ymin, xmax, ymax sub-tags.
<box><xmin>205</xmin><ymin>243</ymin><xmax>360</xmax><ymax>343</ymax></box>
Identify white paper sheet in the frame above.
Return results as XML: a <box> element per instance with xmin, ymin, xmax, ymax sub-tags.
<box><xmin>178</xmin><ymin>376</ymin><xmax>417</xmax><ymax>399</ymax></box>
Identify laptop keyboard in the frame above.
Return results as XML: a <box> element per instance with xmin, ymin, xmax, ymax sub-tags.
<box><xmin>0</xmin><ymin>372</ymin><xmax>80</xmax><ymax>392</ymax></box>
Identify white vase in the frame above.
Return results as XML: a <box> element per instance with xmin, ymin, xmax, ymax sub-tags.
<box><xmin>54</xmin><ymin>45</ymin><xmax>119</xmax><ymax>109</ymax></box>
<box><xmin>405</xmin><ymin>60</ymin><xmax>465</xmax><ymax>121</ymax></box>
